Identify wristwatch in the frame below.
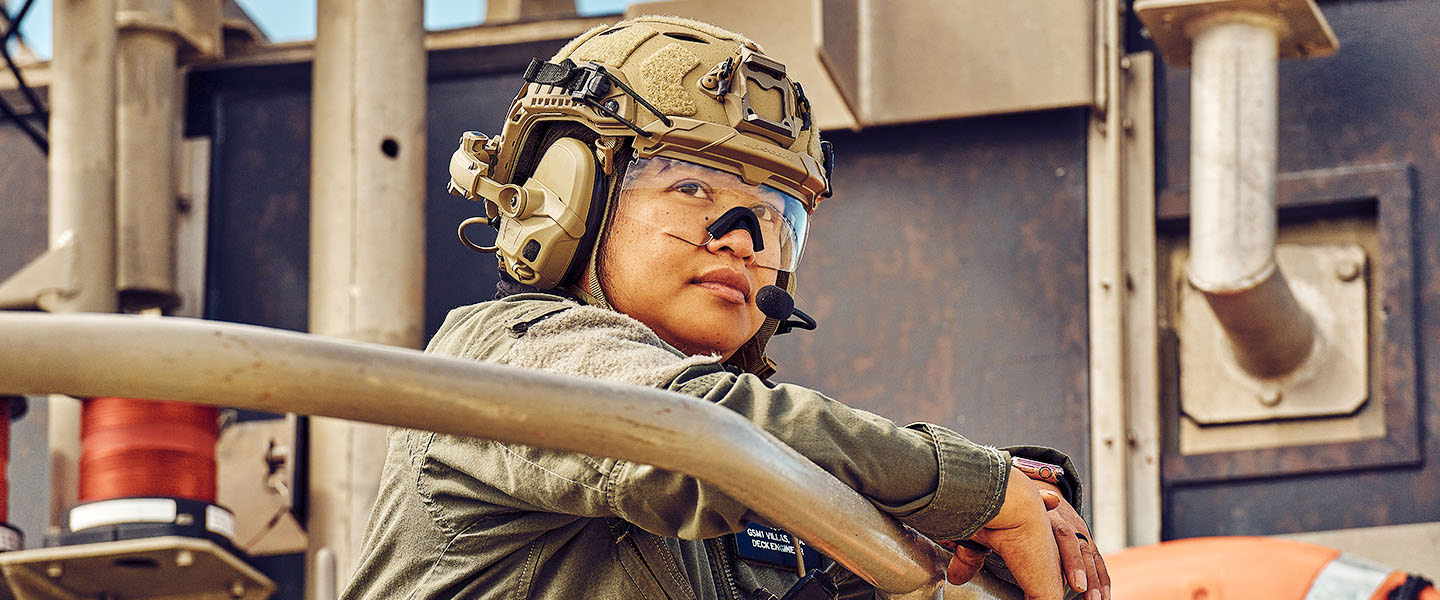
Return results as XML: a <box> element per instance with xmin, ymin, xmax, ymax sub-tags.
<box><xmin>1011</xmin><ymin>456</ymin><xmax>1064</xmax><ymax>486</ymax></box>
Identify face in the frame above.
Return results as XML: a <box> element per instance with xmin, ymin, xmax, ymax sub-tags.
<box><xmin>594</xmin><ymin>157</ymin><xmax>806</xmax><ymax>359</ymax></box>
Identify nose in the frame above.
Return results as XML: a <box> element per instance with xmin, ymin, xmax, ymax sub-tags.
<box><xmin>705</xmin><ymin>227</ymin><xmax>757</xmax><ymax>262</ymax></box>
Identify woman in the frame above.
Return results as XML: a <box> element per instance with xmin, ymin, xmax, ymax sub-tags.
<box><xmin>344</xmin><ymin>15</ymin><xmax>1108</xmax><ymax>600</ymax></box>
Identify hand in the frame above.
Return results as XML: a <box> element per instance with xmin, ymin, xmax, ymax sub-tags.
<box><xmin>1032</xmin><ymin>481</ymin><xmax>1110</xmax><ymax>600</ymax></box>
<box><xmin>941</xmin><ymin>467</ymin><xmax>1063</xmax><ymax>600</ymax></box>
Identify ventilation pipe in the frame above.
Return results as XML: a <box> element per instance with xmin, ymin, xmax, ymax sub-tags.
<box><xmin>307</xmin><ymin>0</ymin><xmax>426</xmax><ymax>590</ymax></box>
<box><xmin>44</xmin><ymin>0</ymin><xmax>120</xmax><ymax>531</ymax></box>
<box><xmin>1136</xmin><ymin>1</ymin><xmax>1338</xmax><ymax>380</ymax></box>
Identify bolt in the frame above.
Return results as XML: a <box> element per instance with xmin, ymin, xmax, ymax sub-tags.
<box><xmin>1119</xmin><ymin>56</ymin><xmax>1133</xmax><ymax>71</ymax></box>
<box><xmin>1259</xmin><ymin>388</ymin><xmax>1282</xmax><ymax>407</ymax></box>
<box><xmin>603</xmin><ymin>99</ymin><xmax>619</xmax><ymax>113</ymax></box>
<box><xmin>176</xmin><ymin>550</ymin><xmax>194</xmax><ymax>567</ymax></box>
<box><xmin>1336</xmin><ymin>259</ymin><xmax>1361</xmax><ymax>282</ymax></box>
<box><xmin>230</xmin><ymin>580</ymin><xmax>246</xmax><ymax>598</ymax></box>
<box><xmin>46</xmin><ymin>563</ymin><xmax>62</xmax><ymax>579</ymax></box>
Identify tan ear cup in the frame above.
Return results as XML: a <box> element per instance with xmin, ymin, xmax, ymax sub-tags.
<box><xmin>491</xmin><ymin>137</ymin><xmax>598</xmax><ymax>288</ymax></box>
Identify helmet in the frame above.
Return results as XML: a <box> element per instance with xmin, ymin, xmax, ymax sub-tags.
<box><xmin>447</xmin><ymin>15</ymin><xmax>834</xmax><ymax>376</ymax></box>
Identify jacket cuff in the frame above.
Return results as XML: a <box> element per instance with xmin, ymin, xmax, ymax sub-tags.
<box><xmin>879</xmin><ymin>423</ymin><xmax>1011</xmax><ymax>540</ymax></box>
<box><xmin>1000</xmin><ymin>445</ymin><xmax>1083</xmax><ymax>512</ymax></box>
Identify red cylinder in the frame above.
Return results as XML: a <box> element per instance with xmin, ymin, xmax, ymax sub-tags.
<box><xmin>79</xmin><ymin>397</ymin><xmax>219</xmax><ymax>503</ymax></box>
<box><xmin>0</xmin><ymin>401</ymin><xmax>9</xmax><ymax>522</ymax></box>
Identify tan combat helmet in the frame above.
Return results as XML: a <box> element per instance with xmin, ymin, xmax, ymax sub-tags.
<box><xmin>447</xmin><ymin>15</ymin><xmax>833</xmax><ymax>377</ymax></box>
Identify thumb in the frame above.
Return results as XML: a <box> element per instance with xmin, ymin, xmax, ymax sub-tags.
<box><xmin>946</xmin><ymin>545</ymin><xmax>987</xmax><ymax>585</ymax></box>
<box><xmin>1038</xmin><ymin>489</ymin><xmax>1062</xmax><ymax>511</ymax></box>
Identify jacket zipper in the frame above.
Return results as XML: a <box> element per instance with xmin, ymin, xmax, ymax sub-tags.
<box><xmin>706</xmin><ymin>538</ymin><xmax>742</xmax><ymax>600</ymax></box>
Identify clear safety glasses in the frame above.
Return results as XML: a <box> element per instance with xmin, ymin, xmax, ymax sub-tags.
<box><xmin>616</xmin><ymin>156</ymin><xmax>810</xmax><ymax>272</ymax></box>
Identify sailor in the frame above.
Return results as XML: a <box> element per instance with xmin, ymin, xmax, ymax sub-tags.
<box><xmin>343</xmin><ymin>15</ymin><xmax>1109</xmax><ymax>600</ymax></box>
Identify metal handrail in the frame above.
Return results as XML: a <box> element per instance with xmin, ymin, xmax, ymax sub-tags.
<box><xmin>0</xmin><ymin>312</ymin><xmax>1022</xmax><ymax>599</ymax></box>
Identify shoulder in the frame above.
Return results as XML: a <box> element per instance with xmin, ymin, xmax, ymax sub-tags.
<box><xmin>426</xmin><ymin>293</ymin><xmax>580</xmax><ymax>361</ymax></box>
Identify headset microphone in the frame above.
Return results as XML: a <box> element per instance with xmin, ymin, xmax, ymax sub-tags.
<box><xmin>756</xmin><ymin>285</ymin><xmax>818</xmax><ymax>335</ymax></box>
<box><xmin>756</xmin><ymin>285</ymin><xmax>794</xmax><ymax>320</ymax></box>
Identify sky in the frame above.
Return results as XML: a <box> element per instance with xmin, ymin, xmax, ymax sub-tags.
<box><xmin>6</xmin><ymin>0</ymin><xmax>635</xmax><ymax>59</ymax></box>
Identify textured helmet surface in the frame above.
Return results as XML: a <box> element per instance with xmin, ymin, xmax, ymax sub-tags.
<box><xmin>489</xmin><ymin>15</ymin><xmax>829</xmax><ymax>211</ymax></box>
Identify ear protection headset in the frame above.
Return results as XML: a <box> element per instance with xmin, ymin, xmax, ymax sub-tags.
<box><xmin>450</xmin><ymin>132</ymin><xmax>610</xmax><ymax>289</ymax></box>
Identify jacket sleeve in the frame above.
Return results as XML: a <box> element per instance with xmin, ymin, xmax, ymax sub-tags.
<box><xmin>420</xmin><ymin>298</ymin><xmax>1012</xmax><ymax>541</ymax></box>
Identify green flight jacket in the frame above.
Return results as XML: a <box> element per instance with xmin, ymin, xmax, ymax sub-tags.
<box><xmin>342</xmin><ymin>293</ymin><xmax>1081</xmax><ymax>600</ymax></box>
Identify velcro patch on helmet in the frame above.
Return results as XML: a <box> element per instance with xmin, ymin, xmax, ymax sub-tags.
<box><xmin>571</xmin><ymin>24</ymin><xmax>658</xmax><ymax>67</ymax></box>
<box><xmin>639</xmin><ymin>44</ymin><xmax>702</xmax><ymax>117</ymax></box>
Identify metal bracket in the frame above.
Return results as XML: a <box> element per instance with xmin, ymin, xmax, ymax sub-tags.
<box><xmin>0</xmin><ymin>238</ymin><xmax>77</xmax><ymax>310</ymax></box>
<box><xmin>1179</xmin><ymin>243</ymin><xmax>1369</xmax><ymax>424</ymax></box>
<box><xmin>216</xmin><ymin>415</ymin><xmax>307</xmax><ymax>556</ymax></box>
<box><xmin>0</xmin><ymin>536</ymin><xmax>274</xmax><ymax>599</ymax></box>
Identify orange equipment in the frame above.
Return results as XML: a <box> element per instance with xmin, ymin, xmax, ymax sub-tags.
<box><xmin>1108</xmin><ymin>537</ymin><xmax>1436</xmax><ymax>600</ymax></box>
<box><xmin>79</xmin><ymin>397</ymin><xmax>219</xmax><ymax>503</ymax></box>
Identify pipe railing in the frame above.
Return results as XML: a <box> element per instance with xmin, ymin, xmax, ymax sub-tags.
<box><xmin>0</xmin><ymin>312</ymin><xmax>1022</xmax><ymax>600</ymax></box>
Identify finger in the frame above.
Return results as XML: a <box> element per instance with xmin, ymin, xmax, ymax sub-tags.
<box><xmin>1050</xmin><ymin>514</ymin><xmax>1086</xmax><ymax>594</ymax></box>
<box><xmin>1090</xmin><ymin>536</ymin><xmax>1113</xmax><ymax>600</ymax></box>
<box><xmin>1038</xmin><ymin>489</ymin><xmax>1063</xmax><ymax>511</ymax></box>
<box><xmin>1079</xmin><ymin>533</ymin><xmax>1102</xmax><ymax>600</ymax></box>
<box><xmin>946</xmin><ymin>546</ymin><xmax>987</xmax><ymax>585</ymax></box>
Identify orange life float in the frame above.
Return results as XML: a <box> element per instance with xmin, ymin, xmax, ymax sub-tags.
<box><xmin>1108</xmin><ymin>537</ymin><xmax>1436</xmax><ymax>600</ymax></box>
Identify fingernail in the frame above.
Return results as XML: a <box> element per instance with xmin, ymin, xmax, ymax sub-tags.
<box><xmin>1073</xmin><ymin>570</ymin><xmax>1087</xmax><ymax>591</ymax></box>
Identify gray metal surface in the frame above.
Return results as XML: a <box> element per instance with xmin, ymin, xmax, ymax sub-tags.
<box><xmin>0</xmin><ymin>312</ymin><xmax>1020</xmax><ymax>599</ymax></box>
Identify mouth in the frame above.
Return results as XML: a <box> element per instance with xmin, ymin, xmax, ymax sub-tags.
<box><xmin>692</xmin><ymin>268</ymin><xmax>752</xmax><ymax>305</ymax></box>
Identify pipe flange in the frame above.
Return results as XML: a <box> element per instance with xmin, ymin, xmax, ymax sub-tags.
<box><xmin>1135</xmin><ymin>0</ymin><xmax>1338</xmax><ymax>68</ymax></box>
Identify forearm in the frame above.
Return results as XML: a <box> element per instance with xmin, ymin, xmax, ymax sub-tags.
<box><xmin>669</xmin><ymin>367</ymin><xmax>1011</xmax><ymax>540</ymax></box>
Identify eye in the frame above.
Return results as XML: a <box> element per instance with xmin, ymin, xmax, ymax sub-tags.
<box><xmin>672</xmin><ymin>180</ymin><xmax>710</xmax><ymax>199</ymax></box>
<box><xmin>751</xmin><ymin>203</ymin><xmax>782</xmax><ymax>224</ymax></box>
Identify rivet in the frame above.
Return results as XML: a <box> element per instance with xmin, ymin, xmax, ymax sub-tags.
<box><xmin>1122</xmin><ymin>117</ymin><xmax>1135</xmax><ymax>132</ymax></box>
<box><xmin>1259</xmin><ymin>388</ymin><xmax>1282</xmax><ymax>407</ymax></box>
<box><xmin>1336</xmin><ymin>260</ymin><xmax>1361</xmax><ymax>282</ymax></box>
<box><xmin>176</xmin><ymin>550</ymin><xmax>195</xmax><ymax>567</ymax></box>
<box><xmin>230</xmin><ymin>580</ymin><xmax>246</xmax><ymax>598</ymax></box>
<box><xmin>46</xmin><ymin>563</ymin><xmax>62</xmax><ymax>579</ymax></box>
<box><xmin>1119</xmin><ymin>56</ymin><xmax>1133</xmax><ymax>70</ymax></box>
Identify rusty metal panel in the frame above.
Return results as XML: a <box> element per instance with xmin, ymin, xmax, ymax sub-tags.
<box><xmin>0</xmin><ymin>123</ymin><xmax>48</xmax><ymax>288</ymax></box>
<box><xmin>203</xmin><ymin>78</ymin><xmax>313</xmax><ymax>331</ymax></box>
<box><xmin>769</xmin><ymin>110</ymin><xmax>1093</xmax><ymax>496</ymax></box>
<box><xmin>1154</xmin><ymin>0</ymin><xmax>1440</xmax><ymax>537</ymax></box>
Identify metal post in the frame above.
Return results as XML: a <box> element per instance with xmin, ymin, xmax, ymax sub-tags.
<box><xmin>115</xmin><ymin>0</ymin><xmax>181</xmax><ymax>310</ymax></box>
<box><xmin>44</xmin><ymin>0</ymin><xmax>119</xmax><ymax>531</ymax></box>
<box><xmin>1186</xmin><ymin>15</ymin><xmax>1318</xmax><ymax>379</ymax></box>
<box><xmin>308</xmin><ymin>0</ymin><xmax>426</xmax><ymax>590</ymax></box>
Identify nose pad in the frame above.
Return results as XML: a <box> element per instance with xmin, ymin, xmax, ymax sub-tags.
<box><xmin>705</xmin><ymin>206</ymin><xmax>765</xmax><ymax>252</ymax></box>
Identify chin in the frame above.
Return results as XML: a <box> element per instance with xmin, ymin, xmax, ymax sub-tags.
<box><xmin>662</xmin><ymin>315</ymin><xmax>755</xmax><ymax>357</ymax></box>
